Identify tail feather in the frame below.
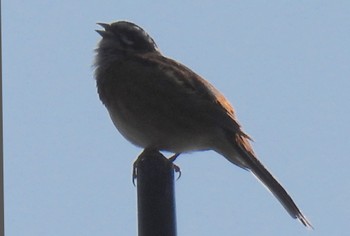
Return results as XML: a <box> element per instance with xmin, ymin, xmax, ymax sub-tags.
<box><xmin>234</xmin><ymin>134</ymin><xmax>313</xmax><ymax>229</ymax></box>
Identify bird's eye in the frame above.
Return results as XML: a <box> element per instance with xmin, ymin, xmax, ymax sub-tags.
<box><xmin>120</xmin><ymin>34</ymin><xmax>134</xmax><ymax>46</ymax></box>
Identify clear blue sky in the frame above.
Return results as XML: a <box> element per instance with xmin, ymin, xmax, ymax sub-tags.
<box><xmin>4</xmin><ymin>1</ymin><xmax>350</xmax><ymax>235</ymax></box>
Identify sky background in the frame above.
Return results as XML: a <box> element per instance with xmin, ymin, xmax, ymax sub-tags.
<box><xmin>3</xmin><ymin>1</ymin><xmax>350</xmax><ymax>235</ymax></box>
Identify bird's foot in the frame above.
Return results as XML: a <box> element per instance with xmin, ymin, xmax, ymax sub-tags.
<box><xmin>169</xmin><ymin>153</ymin><xmax>181</xmax><ymax>180</ymax></box>
<box><xmin>132</xmin><ymin>151</ymin><xmax>182</xmax><ymax>185</ymax></box>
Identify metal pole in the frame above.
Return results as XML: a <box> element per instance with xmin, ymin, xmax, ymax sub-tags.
<box><xmin>0</xmin><ymin>4</ymin><xmax>5</xmax><ymax>235</ymax></box>
<box><xmin>136</xmin><ymin>149</ymin><xmax>177</xmax><ymax>236</ymax></box>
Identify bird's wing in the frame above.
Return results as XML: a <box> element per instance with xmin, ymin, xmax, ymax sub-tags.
<box><xmin>131</xmin><ymin>53</ymin><xmax>312</xmax><ymax>228</ymax></box>
<box><xmin>135</xmin><ymin>53</ymin><xmax>252</xmax><ymax>139</ymax></box>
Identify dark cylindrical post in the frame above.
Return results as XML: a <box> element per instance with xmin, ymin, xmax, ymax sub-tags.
<box><xmin>136</xmin><ymin>149</ymin><xmax>177</xmax><ymax>236</ymax></box>
<box><xmin>0</xmin><ymin>7</ymin><xmax>4</xmax><ymax>236</ymax></box>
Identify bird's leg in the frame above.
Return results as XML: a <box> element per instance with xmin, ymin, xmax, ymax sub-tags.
<box><xmin>132</xmin><ymin>158</ymin><xmax>139</xmax><ymax>186</ymax></box>
<box><xmin>169</xmin><ymin>153</ymin><xmax>182</xmax><ymax>180</ymax></box>
<box><xmin>132</xmin><ymin>151</ymin><xmax>182</xmax><ymax>185</ymax></box>
<box><xmin>132</xmin><ymin>148</ymin><xmax>157</xmax><ymax>186</ymax></box>
<box><xmin>169</xmin><ymin>153</ymin><xmax>180</xmax><ymax>162</ymax></box>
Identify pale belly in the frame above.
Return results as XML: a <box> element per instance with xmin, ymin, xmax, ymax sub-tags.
<box><xmin>108</xmin><ymin>105</ymin><xmax>214</xmax><ymax>153</ymax></box>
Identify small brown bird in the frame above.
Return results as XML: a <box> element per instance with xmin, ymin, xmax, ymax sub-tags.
<box><xmin>94</xmin><ymin>21</ymin><xmax>312</xmax><ymax>228</ymax></box>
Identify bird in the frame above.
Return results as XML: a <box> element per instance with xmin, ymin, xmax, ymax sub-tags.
<box><xmin>94</xmin><ymin>20</ymin><xmax>312</xmax><ymax>228</ymax></box>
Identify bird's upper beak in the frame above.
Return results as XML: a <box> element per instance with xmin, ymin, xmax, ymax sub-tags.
<box><xmin>96</xmin><ymin>23</ymin><xmax>113</xmax><ymax>38</ymax></box>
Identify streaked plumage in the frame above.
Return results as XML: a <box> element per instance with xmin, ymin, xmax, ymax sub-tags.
<box><xmin>94</xmin><ymin>21</ymin><xmax>312</xmax><ymax>228</ymax></box>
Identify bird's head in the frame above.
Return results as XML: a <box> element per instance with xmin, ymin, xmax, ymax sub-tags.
<box><xmin>96</xmin><ymin>21</ymin><xmax>159</xmax><ymax>55</ymax></box>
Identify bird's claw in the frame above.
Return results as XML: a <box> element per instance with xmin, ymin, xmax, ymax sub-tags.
<box><xmin>170</xmin><ymin>153</ymin><xmax>182</xmax><ymax>180</ymax></box>
<box><xmin>132</xmin><ymin>152</ymin><xmax>182</xmax><ymax>185</ymax></box>
<box><xmin>132</xmin><ymin>160</ymin><xmax>138</xmax><ymax>186</ymax></box>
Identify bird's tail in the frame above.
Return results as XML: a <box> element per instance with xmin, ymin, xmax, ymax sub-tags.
<box><xmin>221</xmin><ymin>132</ymin><xmax>313</xmax><ymax>228</ymax></box>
